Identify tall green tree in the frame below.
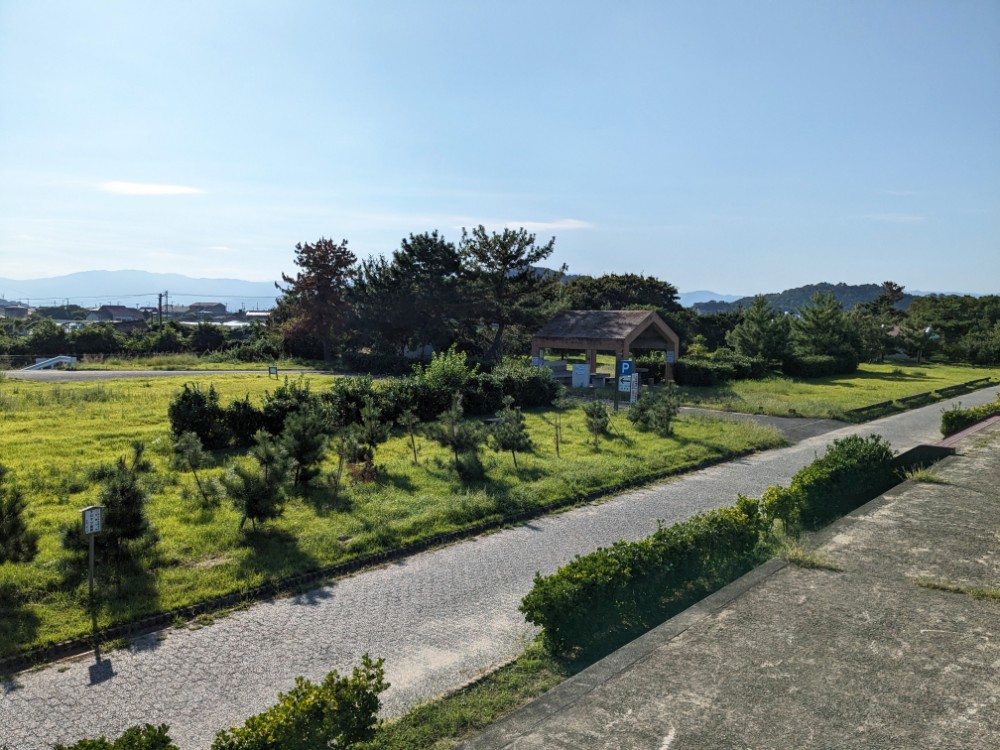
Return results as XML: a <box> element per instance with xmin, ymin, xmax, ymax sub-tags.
<box><xmin>277</xmin><ymin>238</ymin><xmax>357</xmax><ymax>362</ymax></box>
<box><xmin>725</xmin><ymin>295</ymin><xmax>790</xmax><ymax>362</ymax></box>
<box><xmin>565</xmin><ymin>273</ymin><xmax>680</xmax><ymax>312</ymax></box>
<box><xmin>791</xmin><ymin>292</ymin><xmax>859</xmax><ymax>359</ymax></box>
<box><xmin>459</xmin><ymin>225</ymin><xmax>564</xmax><ymax>362</ymax></box>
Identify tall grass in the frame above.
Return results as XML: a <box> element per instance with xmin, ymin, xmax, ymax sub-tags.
<box><xmin>0</xmin><ymin>374</ymin><xmax>783</xmax><ymax>657</ymax></box>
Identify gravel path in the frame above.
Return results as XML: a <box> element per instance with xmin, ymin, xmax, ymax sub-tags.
<box><xmin>2</xmin><ymin>386</ymin><xmax>998</xmax><ymax>750</ymax></box>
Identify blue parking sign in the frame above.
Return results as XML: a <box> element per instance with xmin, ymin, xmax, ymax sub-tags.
<box><xmin>618</xmin><ymin>359</ymin><xmax>633</xmax><ymax>377</ymax></box>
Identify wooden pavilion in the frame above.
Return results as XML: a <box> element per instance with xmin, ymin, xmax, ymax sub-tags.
<box><xmin>530</xmin><ymin>310</ymin><xmax>681</xmax><ymax>381</ymax></box>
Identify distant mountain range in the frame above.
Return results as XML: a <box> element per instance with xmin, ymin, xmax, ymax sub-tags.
<box><xmin>677</xmin><ymin>290</ymin><xmax>746</xmax><ymax>307</ymax></box>
<box><xmin>0</xmin><ymin>270</ymin><xmax>280</xmax><ymax>312</ymax></box>
<box><xmin>690</xmin><ymin>282</ymin><xmax>917</xmax><ymax>315</ymax></box>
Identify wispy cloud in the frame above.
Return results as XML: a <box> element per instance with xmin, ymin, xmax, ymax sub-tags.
<box><xmin>511</xmin><ymin>218</ymin><xmax>593</xmax><ymax>231</ymax></box>
<box><xmin>865</xmin><ymin>213</ymin><xmax>927</xmax><ymax>224</ymax></box>
<box><xmin>99</xmin><ymin>181</ymin><xmax>204</xmax><ymax>196</ymax></box>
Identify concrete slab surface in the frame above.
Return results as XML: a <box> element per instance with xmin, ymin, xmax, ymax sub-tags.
<box><xmin>461</xmin><ymin>425</ymin><xmax>1000</xmax><ymax>750</ymax></box>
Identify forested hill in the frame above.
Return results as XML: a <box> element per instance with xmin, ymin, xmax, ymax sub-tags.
<box><xmin>692</xmin><ymin>282</ymin><xmax>915</xmax><ymax>314</ymax></box>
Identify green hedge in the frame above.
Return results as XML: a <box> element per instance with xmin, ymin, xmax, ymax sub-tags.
<box><xmin>673</xmin><ymin>352</ymin><xmax>769</xmax><ymax>387</ymax></box>
<box><xmin>520</xmin><ymin>434</ymin><xmax>900</xmax><ymax>656</ymax></box>
<box><xmin>941</xmin><ymin>396</ymin><xmax>1000</xmax><ymax>437</ymax></box>
<box><xmin>781</xmin><ymin>352</ymin><xmax>858</xmax><ymax>378</ymax></box>
<box><xmin>785</xmin><ymin>434</ymin><xmax>896</xmax><ymax>530</ymax></box>
<box><xmin>519</xmin><ymin>498</ymin><xmax>765</xmax><ymax>656</ymax></box>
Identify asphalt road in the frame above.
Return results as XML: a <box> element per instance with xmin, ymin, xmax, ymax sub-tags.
<box><xmin>1</xmin><ymin>385</ymin><xmax>998</xmax><ymax>750</ymax></box>
<box><xmin>2</xmin><ymin>368</ymin><xmax>331</xmax><ymax>382</ymax></box>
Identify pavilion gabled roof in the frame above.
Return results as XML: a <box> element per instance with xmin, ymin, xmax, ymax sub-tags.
<box><xmin>532</xmin><ymin>310</ymin><xmax>679</xmax><ymax>352</ymax></box>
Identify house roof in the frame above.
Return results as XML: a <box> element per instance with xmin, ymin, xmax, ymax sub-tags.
<box><xmin>98</xmin><ymin>305</ymin><xmax>142</xmax><ymax>315</ymax></box>
<box><xmin>532</xmin><ymin>310</ymin><xmax>679</xmax><ymax>353</ymax></box>
<box><xmin>533</xmin><ymin>310</ymin><xmax>661</xmax><ymax>340</ymax></box>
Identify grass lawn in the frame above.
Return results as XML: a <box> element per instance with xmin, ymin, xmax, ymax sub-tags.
<box><xmin>679</xmin><ymin>362</ymin><xmax>1000</xmax><ymax>420</ymax></box>
<box><xmin>0</xmin><ymin>374</ymin><xmax>784</xmax><ymax>658</ymax></box>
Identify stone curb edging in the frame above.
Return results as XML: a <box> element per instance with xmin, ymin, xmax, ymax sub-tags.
<box><xmin>843</xmin><ymin>377</ymin><xmax>994</xmax><ymax>420</ymax></box>
<box><xmin>0</xmin><ymin>447</ymin><xmax>762</xmax><ymax>675</ymax></box>
<box><xmin>456</xmin><ymin>435</ymin><xmax>993</xmax><ymax>750</ymax></box>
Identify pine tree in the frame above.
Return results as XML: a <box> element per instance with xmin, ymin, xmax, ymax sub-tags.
<box><xmin>221</xmin><ymin>432</ymin><xmax>290</xmax><ymax>531</ymax></box>
<box><xmin>172</xmin><ymin>431</ymin><xmax>214</xmax><ymax>507</ymax></box>
<box><xmin>726</xmin><ymin>295</ymin><xmax>790</xmax><ymax>362</ymax></box>
<box><xmin>581</xmin><ymin>400</ymin><xmax>610</xmax><ymax>452</ymax></box>
<box><xmin>0</xmin><ymin>465</ymin><xmax>38</xmax><ymax>564</ymax></box>
<box><xmin>489</xmin><ymin>396</ymin><xmax>533</xmax><ymax>468</ymax></box>
<box><xmin>281</xmin><ymin>407</ymin><xmax>328</xmax><ymax>485</ymax></box>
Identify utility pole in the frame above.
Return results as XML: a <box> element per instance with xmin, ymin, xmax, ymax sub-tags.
<box><xmin>157</xmin><ymin>293</ymin><xmax>163</xmax><ymax>326</ymax></box>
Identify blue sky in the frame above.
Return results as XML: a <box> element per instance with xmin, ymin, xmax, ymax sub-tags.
<box><xmin>1</xmin><ymin>1</ymin><xmax>998</xmax><ymax>295</ymax></box>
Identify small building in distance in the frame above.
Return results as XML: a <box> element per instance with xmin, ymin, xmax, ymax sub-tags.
<box><xmin>86</xmin><ymin>305</ymin><xmax>145</xmax><ymax>323</ymax></box>
<box><xmin>189</xmin><ymin>301</ymin><xmax>227</xmax><ymax>317</ymax></box>
<box><xmin>0</xmin><ymin>303</ymin><xmax>30</xmax><ymax>319</ymax></box>
<box><xmin>531</xmin><ymin>310</ymin><xmax>681</xmax><ymax>382</ymax></box>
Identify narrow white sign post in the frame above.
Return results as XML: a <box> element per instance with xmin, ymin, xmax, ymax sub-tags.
<box><xmin>630</xmin><ymin>373</ymin><xmax>640</xmax><ymax>404</ymax></box>
<box><xmin>81</xmin><ymin>505</ymin><xmax>103</xmax><ymax>603</ymax></box>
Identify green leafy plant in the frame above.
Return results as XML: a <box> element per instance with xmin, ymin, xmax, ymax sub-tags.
<box><xmin>489</xmin><ymin>396</ymin><xmax>533</xmax><ymax>468</ymax></box>
<box><xmin>171</xmin><ymin>432</ymin><xmax>216</xmax><ymax>507</ymax></box>
<box><xmin>53</xmin><ymin>723</ymin><xmax>178</xmax><ymax>750</ymax></box>
<box><xmin>211</xmin><ymin>655</ymin><xmax>388</xmax><ymax>750</ymax></box>
<box><xmin>580</xmin><ymin>399</ymin><xmax>610</xmax><ymax>451</ymax></box>
<box><xmin>627</xmin><ymin>382</ymin><xmax>681</xmax><ymax>437</ymax></box>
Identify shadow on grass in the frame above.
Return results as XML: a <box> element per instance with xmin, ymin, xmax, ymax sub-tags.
<box><xmin>236</xmin><ymin>526</ymin><xmax>320</xmax><ymax>583</ymax></box>
<box><xmin>0</xmin><ymin>582</ymin><xmax>41</xmax><ymax>660</ymax></box>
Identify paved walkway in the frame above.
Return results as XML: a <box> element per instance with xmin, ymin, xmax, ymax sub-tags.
<box><xmin>461</xmin><ymin>423</ymin><xmax>1000</xmax><ymax>750</ymax></box>
<box><xmin>1</xmin><ymin>386</ymin><xmax>998</xmax><ymax>749</ymax></box>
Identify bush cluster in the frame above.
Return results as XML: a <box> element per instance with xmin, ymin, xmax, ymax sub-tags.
<box><xmin>781</xmin><ymin>351</ymin><xmax>858</xmax><ymax>378</ymax></box>
<box><xmin>770</xmin><ymin>434</ymin><xmax>896</xmax><ymax>530</ymax></box>
<box><xmin>54</xmin><ymin>656</ymin><xmax>387</xmax><ymax>750</ymax></box>
<box><xmin>672</xmin><ymin>349</ymin><xmax>769</xmax><ymax>387</ymax></box>
<box><xmin>322</xmin><ymin>356</ymin><xmax>560</xmax><ymax>426</ymax></box>
<box><xmin>940</xmin><ymin>396</ymin><xmax>1000</xmax><ymax>437</ymax></box>
<box><xmin>168</xmin><ymin>379</ymin><xmax>327</xmax><ymax>450</ymax></box>
<box><xmin>521</xmin><ymin>433</ymin><xmax>899</xmax><ymax>656</ymax></box>
<box><xmin>520</xmin><ymin>498</ymin><xmax>764</xmax><ymax>655</ymax></box>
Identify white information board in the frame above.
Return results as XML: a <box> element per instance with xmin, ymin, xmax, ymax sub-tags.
<box><xmin>82</xmin><ymin>505</ymin><xmax>103</xmax><ymax>535</ymax></box>
<box><xmin>571</xmin><ymin>364</ymin><xmax>591</xmax><ymax>389</ymax></box>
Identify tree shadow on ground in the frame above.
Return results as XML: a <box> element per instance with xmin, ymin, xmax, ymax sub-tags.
<box><xmin>0</xmin><ymin>582</ymin><xmax>41</xmax><ymax>660</ymax></box>
<box><xmin>235</xmin><ymin>526</ymin><xmax>320</xmax><ymax>583</ymax></box>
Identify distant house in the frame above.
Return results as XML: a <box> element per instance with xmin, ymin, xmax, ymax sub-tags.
<box><xmin>245</xmin><ymin>311</ymin><xmax>271</xmax><ymax>321</ymax></box>
<box><xmin>86</xmin><ymin>305</ymin><xmax>145</xmax><ymax>322</ymax></box>
<box><xmin>1</xmin><ymin>304</ymin><xmax>30</xmax><ymax>319</ymax></box>
<box><xmin>189</xmin><ymin>302</ymin><xmax>227</xmax><ymax>316</ymax></box>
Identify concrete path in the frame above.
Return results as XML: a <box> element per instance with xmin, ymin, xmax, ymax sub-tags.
<box><xmin>461</xmin><ymin>424</ymin><xmax>1000</xmax><ymax>750</ymax></box>
<box><xmin>1</xmin><ymin>386</ymin><xmax>998</xmax><ymax>750</ymax></box>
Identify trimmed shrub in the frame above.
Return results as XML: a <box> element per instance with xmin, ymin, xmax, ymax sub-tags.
<box><xmin>941</xmin><ymin>397</ymin><xmax>1000</xmax><ymax>437</ymax></box>
<box><xmin>628</xmin><ymin>382</ymin><xmax>681</xmax><ymax>437</ymax></box>
<box><xmin>782</xmin><ymin>351</ymin><xmax>858</xmax><ymax>378</ymax></box>
<box><xmin>520</xmin><ymin>500</ymin><xmax>764</xmax><ymax>656</ymax></box>
<box><xmin>167</xmin><ymin>384</ymin><xmax>229</xmax><ymax>449</ymax></box>
<box><xmin>261</xmin><ymin>377</ymin><xmax>323</xmax><ymax>435</ymax></box>
<box><xmin>673</xmin><ymin>358</ymin><xmax>735</xmax><ymax>386</ymax></box>
<box><xmin>224</xmin><ymin>396</ymin><xmax>267</xmax><ymax>448</ymax></box>
<box><xmin>789</xmin><ymin>434</ymin><xmax>896</xmax><ymax>529</ymax></box>
<box><xmin>323</xmin><ymin>376</ymin><xmax>378</xmax><ymax>426</ymax></box>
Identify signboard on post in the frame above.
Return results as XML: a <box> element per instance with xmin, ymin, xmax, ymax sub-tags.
<box><xmin>268</xmin><ymin>365</ymin><xmax>279</xmax><ymax>379</ymax></box>
<box><xmin>630</xmin><ymin>373</ymin><xmax>640</xmax><ymax>403</ymax></box>
<box><xmin>617</xmin><ymin>360</ymin><xmax>634</xmax><ymax>393</ymax></box>
<box><xmin>666</xmin><ymin>350</ymin><xmax>676</xmax><ymax>364</ymax></box>
<box><xmin>571</xmin><ymin>364</ymin><xmax>590</xmax><ymax>389</ymax></box>
<box><xmin>82</xmin><ymin>505</ymin><xmax>103</xmax><ymax>535</ymax></box>
<box><xmin>81</xmin><ymin>505</ymin><xmax>103</xmax><ymax>603</ymax></box>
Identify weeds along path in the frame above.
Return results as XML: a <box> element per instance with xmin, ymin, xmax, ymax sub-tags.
<box><xmin>3</xmin><ymin>385</ymin><xmax>999</xmax><ymax>750</ymax></box>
